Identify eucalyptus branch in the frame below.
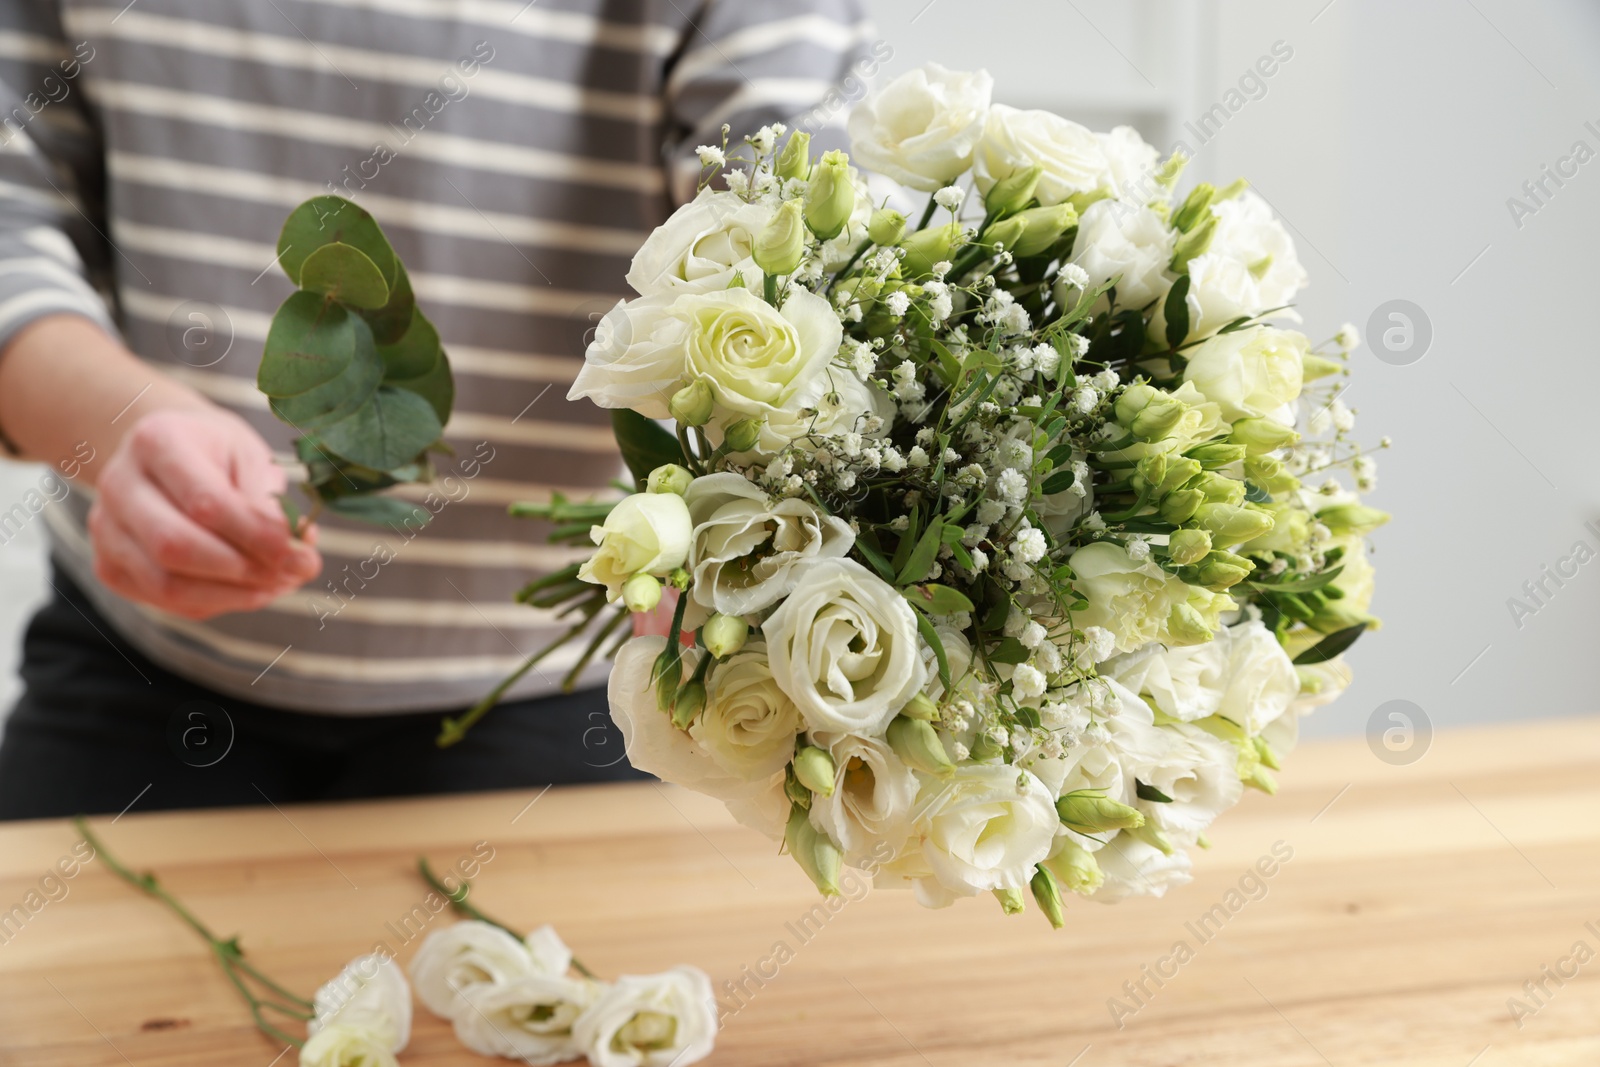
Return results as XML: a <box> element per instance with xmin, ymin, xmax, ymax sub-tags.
<box><xmin>416</xmin><ymin>857</ymin><xmax>599</xmax><ymax>981</ymax></box>
<box><xmin>74</xmin><ymin>818</ymin><xmax>313</xmax><ymax>1049</ymax></box>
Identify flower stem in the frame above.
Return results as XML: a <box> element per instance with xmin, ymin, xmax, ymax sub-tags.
<box><xmin>416</xmin><ymin>856</ymin><xmax>600</xmax><ymax>981</ymax></box>
<box><xmin>74</xmin><ymin>817</ymin><xmax>312</xmax><ymax>1048</ymax></box>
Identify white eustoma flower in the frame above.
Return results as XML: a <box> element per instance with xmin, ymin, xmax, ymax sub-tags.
<box><xmin>1068</xmin><ymin>198</ymin><xmax>1176</xmax><ymax>310</ymax></box>
<box><xmin>847</xmin><ymin>63</ymin><xmax>993</xmax><ymax>191</ymax></box>
<box><xmin>690</xmin><ymin>643</ymin><xmax>802</xmax><ymax>781</ymax></box>
<box><xmin>1096</xmin><ymin>125</ymin><xmax>1161</xmax><ymax>201</ymax></box>
<box><xmin>1183</xmin><ymin>190</ymin><xmax>1309</xmax><ymax>336</ymax></box>
<box><xmin>454</xmin><ymin>972</ymin><xmax>603</xmax><ymax>1066</ymax></box>
<box><xmin>975</xmin><ymin>104</ymin><xmax>1113</xmax><ymax>206</ymax></box>
<box><xmin>409</xmin><ymin>920</ymin><xmax>541</xmax><ymax>1020</ymax></box>
<box><xmin>578</xmin><ymin>492</ymin><xmax>693</xmax><ymax>602</ymax></box>
<box><xmin>1091</xmin><ymin>829</ymin><xmax>1195</xmax><ymax>902</ymax></box>
<box><xmin>625</xmin><ymin>189</ymin><xmax>772</xmax><ymax>295</ymax></box>
<box><xmin>683</xmin><ymin>473</ymin><xmax>853</xmax><ymax>622</ymax></box>
<box><xmin>307</xmin><ymin>953</ymin><xmax>411</xmax><ymax>1054</ymax></box>
<box><xmin>568</xmin><ymin>294</ymin><xmax>685</xmax><ymax>419</ymax></box>
<box><xmin>1102</xmin><ymin>619</ymin><xmax>1299</xmax><ymax>733</ymax></box>
<box><xmin>300</xmin><ymin>1023</ymin><xmax>400</xmax><ymax>1067</ymax></box>
<box><xmin>677</xmin><ymin>287</ymin><xmax>841</xmax><ymax>420</ymax></box>
<box><xmin>904</xmin><ymin>764</ymin><xmax>1059</xmax><ymax>904</ymax></box>
<box><xmin>1182</xmin><ymin>325</ymin><xmax>1308</xmax><ymax>425</ymax></box>
<box><xmin>1138</xmin><ymin>721</ymin><xmax>1244</xmax><ymax>837</ymax></box>
<box><xmin>573</xmin><ymin>966</ymin><xmax>718</xmax><ymax>1067</ymax></box>
<box><xmin>753</xmin><ymin>370</ymin><xmax>895</xmax><ymax>455</ymax></box>
<box><xmin>808</xmin><ymin>731</ymin><xmax>920</xmax><ymax>865</ymax></box>
<box><xmin>761</xmin><ymin>558</ymin><xmax>929</xmax><ymax>737</ymax></box>
<box><xmin>1068</xmin><ymin>542</ymin><xmax>1232</xmax><ymax>653</ymax></box>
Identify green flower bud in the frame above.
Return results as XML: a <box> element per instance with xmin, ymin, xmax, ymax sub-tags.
<box><xmin>1192</xmin><ymin>471</ymin><xmax>1246</xmax><ymax>505</ymax></box>
<box><xmin>1130</xmin><ymin>397</ymin><xmax>1188</xmax><ymax>442</ymax></box>
<box><xmin>900</xmin><ymin>222</ymin><xmax>963</xmax><ymax>278</ymax></box>
<box><xmin>993</xmin><ymin>887</ymin><xmax>1026</xmax><ymax>916</ymax></box>
<box><xmin>1245</xmin><ymin>764</ymin><xmax>1278</xmax><ymax>794</ymax></box>
<box><xmin>785</xmin><ymin>804</ymin><xmax>841</xmax><ymax>896</ymax></box>
<box><xmin>792</xmin><ymin>745</ymin><xmax>836</xmax><ymax>797</ymax></box>
<box><xmin>1302</xmin><ymin>354</ymin><xmax>1345</xmax><ymax>381</ymax></box>
<box><xmin>804</xmin><ymin>150</ymin><xmax>856</xmax><ymax>241</ymax></box>
<box><xmin>1066</xmin><ymin>187</ymin><xmax>1113</xmax><ymax>215</ymax></box>
<box><xmin>1187</xmin><ymin>441</ymin><xmax>1247</xmax><ymax>468</ymax></box>
<box><xmin>1172</xmin><ymin>183</ymin><xmax>1216</xmax><ymax>233</ymax></box>
<box><xmin>1230</xmin><ymin>418</ymin><xmax>1300</xmax><ymax>455</ymax></box>
<box><xmin>1170</xmin><ymin>213</ymin><xmax>1217</xmax><ymax>272</ymax></box>
<box><xmin>984</xmin><ymin>162</ymin><xmax>1043</xmax><ymax>215</ymax></box>
<box><xmin>1113</xmin><ymin>382</ymin><xmax>1160</xmax><ymax>424</ymax></box>
<box><xmin>784</xmin><ymin>770</ymin><xmax>812</xmax><ymax>809</ymax></box>
<box><xmin>775</xmin><ymin>131</ymin><xmax>811</xmax><ymax>181</ymax></box>
<box><xmin>1134</xmin><ymin>452</ymin><xmax>1169</xmax><ymax>492</ymax></box>
<box><xmin>1056</xmin><ymin>790</ymin><xmax>1144</xmax><ymax>834</ymax></box>
<box><xmin>1042</xmin><ymin>841</ymin><xmax>1103</xmax><ymax>894</ymax></box>
<box><xmin>1158</xmin><ymin>488</ymin><xmax>1204</xmax><ymax>525</ymax></box>
<box><xmin>901</xmin><ymin>691</ymin><xmax>939</xmax><ymax>721</ymax></box>
<box><xmin>722</xmin><ymin>417</ymin><xmax>763</xmax><ymax>453</ymax></box>
<box><xmin>1253</xmin><ymin>735</ymin><xmax>1282</xmax><ymax>771</ymax></box>
<box><xmin>867</xmin><ymin>208</ymin><xmax>907</xmax><ymax>247</ymax></box>
<box><xmin>1166</xmin><ymin>601</ymin><xmax>1214</xmax><ymax>645</ymax></box>
<box><xmin>671</xmin><ymin>680</ymin><xmax>705</xmax><ymax>730</ymax></box>
<box><xmin>753</xmin><ymin>198</ymin><xmax>807</xmax><ymax>276</ymax></box>
<box><xmin>1153</xmin><ymin>152</ymin><xmax>1189</xmax><ymax>189</ymax></box>
<box><xmin>1316</xmin><ymin>503</ymin><xmax>1391</xmax><ymax>537</ymax></box>
<box><xmin>1167</xmin><ymin>528</ymin><xmax>1213</xmax><ymax>566</ymax></box>
<box><xmin>980</xmin><ymin>216</ymin><xmax>1026</xmax><ymax>254</ymax></box>
<box><xmin>669</xmin><ymin>379</ymin><xmax>714</xmax><ymax>427</ymax></box>
<box><xmin>969</xmin><ymin>731</ymin><xmax>1004</xmax><ymax>762</ymax></box>
<box><xmin>653</xmin><ymin>651</ymin><xmax>683</xmax><ymax>711</ymax></box>
<box><xmin>1158</xmin><ymin>457</ymin><xmax>1203</xmax><ymax>495</ymax></box>
<box><xmin>622</xmin><ymin>573</ymin><xmax>663</xmax><ymax>614</ymax></box>
<box><xmin>1244</xmin><ymin>454</ymin><xmax>1299</xmax><ymax>495</ymax></box>
<box><xmin>1030</xmin><ymin>865</ymin><xmax>1066</xmax><ymax>930</ymax></box>
<box><xmin>1214</xmin><ymin>177</ymin><xmax>1249</xmax><ymax>202</ymax></box>
<box><xmin>701</xmin><ymin>613</ymin><xmax>749</xmax><ymax>658</ymax></box>
<box><xmin>1195</xmin><ymin>502</ymin><xmax>1275</xmax><ymax>548</ymax></box>
<box><xmin>646</xmin><ymin>463</ymin><xmax>694</xmax><ymax>496</ymax></box>
<box><xmin>886</xmin><ymin>715</ymin><xmax>955</xmax><ymax>778</ymax></box>
<box><xmin>1308</xmin><ymin>602</ymin><xmax>1377</xmax><ymax>635</ymax></box>
<box><xmin>1128</xmin><ymin>823</ymin><xmax>1175</xmax><ymax>855</ymax></box>
<box><xmin>1008</xmin><ymin>203</ymin><xmax>1078</xmax><ymax>257</ymax></box>
<box><xmin>1194</xmin><ymin>549</ymin><xmax>1253</xmax><ymax>590</ymax></box>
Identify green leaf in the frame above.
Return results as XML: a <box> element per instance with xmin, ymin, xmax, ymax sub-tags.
<box><xmin>896</xmin><ymin>519</ymin><xmax>946</xmax><ymax>585</ymax></box>
<box><xmin>298</xmin><ymin>242</ymin><xmax>391</xmax><ymax>310</ymax></box>
<box><xmin>377</xmin><ymin>307</ymin><xmax>442</xmax><ymax>380</ymax></box>
<box><xmin>1292</xmin><ymin>622</ymin><xmax>1367</xmax><ymax>665</ymax></box>
<box><xmin>1136</xmin><ymin>780</ymin><xmax>1174</xmax><ymax>803</ymax></box>
<box><xmin>987</xmin><ymin>637</ymin><xmax>1029</xmax><ymax>665</ymax></box>
<box><xmin>1247</xmin><ymin>566</ymin><xmax>1344</xmax><ymax>596</ymax></box>
<box><xmin>903</xmin><ymin>583</ymin><xmax>975</xmax><ymax>616</ymax></box>
<box><xmin>912</xmin><ymin>609</ymin><xmax>950</xmax><ymax>693</ymax></box>
<box><xmin>320</xmin><ymin>386</ymin><xmax>444</xmax><ymax>470</ymax></box>
<box><xmin>853</xmin><ymin>536</ymin><xmax>896</xmax><ymax>582</ymax></box>
<box><xmin>268</xmin><ymin>314</ymin><xmax>382</xmax><ymax>430</ymax></box>
<box><xmin>259</xmin><ymin>291</ymin><xmax>357</xmax><ymax>397</ymax></box>
<box><xmin>360</xmin><ymin>261</ymin><xmax>417</xmax><ymax>346</ymax></box>
<box><xmin>1040</xmin><ymin>468</ymin><xmax>1076</xmax><ymax>495</ymax></box>
<box><xmin>1163</xmin><ymin>273</ymin><xmax>1191</xmax><ymax>350</ymax></box>
<box><xmin>323</xmin><ymin>494</ymin><xmax>432</xmax><ymax>528</ymax></box>
<box><xmin>278</xmin><ymin>196</ymin><xmax>398</xmax><ymax>291</ymax></box>
<box><xmin>1244</xmin><ymin>481</ymin><xmax>1273</xmax><ymax>504</ymax></box>
<box><xmin>386</xmin><ymin>339</ymin><xmax>454</xmax><ymax>425</ymax></box>
<box><xmin>611</xmin><ymin>409</ymin><xmax>683</xmax><ymax>488</ymax></box>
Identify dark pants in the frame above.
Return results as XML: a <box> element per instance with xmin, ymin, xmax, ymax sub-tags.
<box><xmin>0</xmin><ymin>567</ymin><xmax>643</xmax><ymax>821</ymax></box>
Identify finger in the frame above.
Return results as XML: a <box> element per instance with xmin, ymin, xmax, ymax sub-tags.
<box><xmin>133</xmin><ymin>428</ymin><xmax>296</xmax><ymax>567</ymax></box>
<box><xmin>99</xmin><ymin>474</ymin><xmax>272</xmax><ymax>585</ymax></box>
<box><xmin>91</xmin><ymin>509</ymin><xmax>287</xmax><ymax>619</ymax></box>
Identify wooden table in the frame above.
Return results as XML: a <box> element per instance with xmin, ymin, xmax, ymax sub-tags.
<box><xmin>2</xmin><ymin>718</ymin><xmax>1598</xmax><ymax>1066</ymax></box>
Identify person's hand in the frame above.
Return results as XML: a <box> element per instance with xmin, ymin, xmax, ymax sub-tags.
<box><xmin>87</xmin><ymin>408</ymin><xmax>321</xmax><ymax>619</ymax></box>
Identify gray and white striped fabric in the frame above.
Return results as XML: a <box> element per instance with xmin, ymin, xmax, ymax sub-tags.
<box><xmin>0</xmin><ymin>0</ymin><xmax>873</xmax><ymax>713</ymax></box>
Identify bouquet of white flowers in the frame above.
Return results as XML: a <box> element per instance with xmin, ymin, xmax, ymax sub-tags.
<box><xmin>461</xmin><ymin>63</ymin><xmax>1391</xmax><ymax>923</ymax></box>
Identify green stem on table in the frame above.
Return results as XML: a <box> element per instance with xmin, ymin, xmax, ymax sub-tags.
<box><xmin>416</xmin><ymin>857</ymin><xmax>600</xmax><ymax>981</ymax></box>
<box><xmin>74</xmin><ymin>817</ymin><xmax>313</xmax><ymax>1049</ymax></box>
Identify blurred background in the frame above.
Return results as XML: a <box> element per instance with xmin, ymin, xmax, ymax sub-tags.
<box><xmin>3</xmin><ymin>0</ymin><xmax>1597</xmax><ymax>740</ymax></box>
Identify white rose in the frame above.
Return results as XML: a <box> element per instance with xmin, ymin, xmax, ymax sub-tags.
<box><xmin>300</xmin><ymin>1024</ymin><xmax>399</xmax><ymax>1067</ymax></box>
<box><xmin>847</xmin><ymin>62</ymin><xmax>993</xmax><ymax>191</ymax></box>
<box><xmin>761</xmin><ymin>558</ymin><xmax>928</xmax><ymax>736</ymax></box>
<box><xmin>683</xmin><ymin>472</ymin><xmax>853</xmax><ymax>622</ymax></box>
<box><xmin>676</xmin><ymin>286</ymin><xmax>840</xmax><ymax>420</ymax></box>
<box><xmin>626</xmin><ymin>189</ymin><xmax>770</xmax><ymax>295</ymax></box>
<box><xmin>754</xmin><ymin>371</ymin><xmax>895</xmax><ymax>454</ymax></box>
<box><xmin>1069</xmin><ymin>542</ymin><xmax>1232</xmax><ymax>653</ymax></box>
<box><xmin>907</xmin><ymin>764</ymin><xmax>1058</xmax><ymax>901</ymax></box>
<box><xmin>1184</xmin><ymin>190</ymin><xmax>1309</xmax><ymax>336</ymax></box>
<box><xmin>578</xmin><ymin>492</ymin><xmax>692</xmax><ymax>602</ymax></box>
<box><xmin>976</xmin><ymin>104</ymin><xmax>1113</xmax><ymax>206</ymax></box>
<box><xmin>1182</xmin><ymin>324</ymin><xmax>1307</xmax><ymax>425</ymax></box>
<box><xmin>808</xmin><ymin>731</ymin><xmax>919</xmax><ymax>865</ymax></box>
<box><xmin>1103</xmin><ymin>619</ymin><xmax>1298</xmax><ymax>733</ymax></box>
<box><xmin>308</xmin><ymin>954</ymin><xmax>411</xmax><ymax>1053</ymax></box>
<box><xmin>1091</xmin><ymin>829</ymin><xmax>1194</xmax><ymax>902</ymax></box>
<box><xmin>1096</xmin><ymin>125</ymin><xmax>1161</xmax><ymax>201</ymax></box>
<box><xmin>690</xmin><ymin>643</ymin><xmax>801</xmax><ymax>780</ymax></box>
<box><xmin>573</xmin><ymin>966</ymin><xmax>718</xmax><ymax>1067</ymax></box>
<box><xmin>568</xmin><ymin>294</ymin><xmax>683</xmax><ymax>419</ymax></box>
<box><xmin>454</xmin><ymin>973</ymin><xmax>602</xmax><ymax>1066</ymax></box>
<box><xmin>1069</xmin><ymin>198</ymin><xmax>1176</xmax><ymax>310</ymax></box>
<box><xmin>408</xmin><ymin>920</ymin><xmax>541</xmax><ymax>1020</ymax></box>
<box><xmin>608</xmin><ymin>637</ymin><xmax>779</xmax><ymax>804</ymax></box>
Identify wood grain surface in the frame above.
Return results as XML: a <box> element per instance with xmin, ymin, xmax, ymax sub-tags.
<box><xmin>2</xmin><ymin>717</ymin><xmax>1598</xmax><ymax>1066</ymax></box>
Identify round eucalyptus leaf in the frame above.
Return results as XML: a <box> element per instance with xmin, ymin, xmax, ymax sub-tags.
<box><xmin>324</xmin><ymin>495</ymin><xmax>432</xmax><ymax>528</ymax></box>
<box><xmin>377</xmin><ymin>307</ymin><xmax>442</xmax><ymax>381</ymax></box>
<box><xmin>277</xmin><ymin>196</ymin><xmax>398</xmax><ymax>291</ymax></box>
<box><xmin>385</xmin><ymin>339</ymin><xmax>454</xmax><ymax>424</ymax></box>
<box><xmin>258</xmin><ymin>291</ymin><xmax>357</xmax><ymax>398</ymax></box>
<box><xmin>269</xmin><ymin>314</ymin><xmax>381</xmax><ymax>430</ymax></box>
<box><xmin>298</xmin><ymin>243</ymin><xmax>391</xmax><ymax>310</ymax></box>
<box><xmin>360</xmin><ymin>260</ymin><xmax>416</xmax><ymax>346</ymax></box>
<box><xmin>319</xmin><ymin>385</ymin><xmax>444</xmax><ymax>471</ymax></box>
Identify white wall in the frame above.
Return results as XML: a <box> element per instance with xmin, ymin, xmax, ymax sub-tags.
<box><xmin>862</xmin><ymin>0</ymin><xmax>1600</xmax><ymax>737</ymax></box>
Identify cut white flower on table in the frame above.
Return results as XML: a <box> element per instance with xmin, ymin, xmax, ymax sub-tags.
<box><xmin>454</xmin><ymin>972</ymin><xmax>602</xmax><ymax>1066</ymax></box>
<box><xmin>573</xmin><ymin>966</ymin><xmax>718</xmax><ymax>1067</ymax></box>
<box><xmin>408</xmin><ymin>919</ymin><xmax>543</xmax><ymax>1020</ymax></box>
<box><xmin>307</xmin><ymin>953</ymin><xmax>411</xmax><ymax>1055</ymax></box>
